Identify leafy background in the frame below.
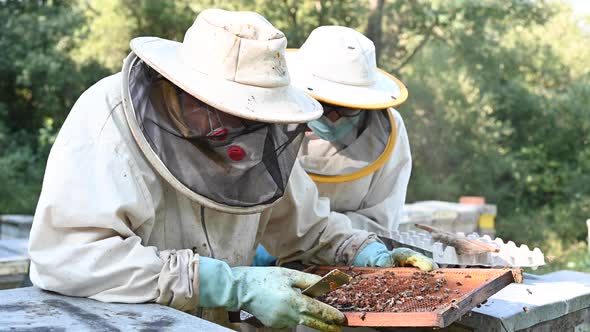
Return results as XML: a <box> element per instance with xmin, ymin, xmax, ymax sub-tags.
<box><xmin>1</xmin><ymin>0</ymin><xmax>589</xmax><ymax>273</ymax></box>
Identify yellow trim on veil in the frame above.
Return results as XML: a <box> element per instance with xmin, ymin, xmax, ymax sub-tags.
<box><xmin>307</xmin><ymin>108</ymin><xmax>397</xmax><ymax>183</ymax></box>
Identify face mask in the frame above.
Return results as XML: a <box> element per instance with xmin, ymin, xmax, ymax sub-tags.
<box><xmin>308</xmin><ymin>114</ymin><xmax>362</xmax><ymax>141</ymax></box>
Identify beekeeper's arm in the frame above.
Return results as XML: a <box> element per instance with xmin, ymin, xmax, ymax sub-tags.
<box><xmin>260</xmin><ymin>161</ymin><xmax>377</xmax><ymax>266</ymax></box>
<box><xmin>28</xmin><ymin>80</ymin><xmax>198</xmax><ymax>311</ymax></box>
<box><xmin>28</xmin><ymin>81</ymin><xmax>347</xmax><ymax>331</ymax></box>
<box><xmin>261</xmin><ymin>162</ymin><xmax>435</xmax><ymax>271</ymax></box>
<box><xmin>342</xmin><ymin>109</ymin><xmax>412</xmax><ymax>238</ymax></box>
<box><xmin>29</xmin><ymin>140</ymin><xmax>200</xmax><ymax>310</ymax></box>
<box><xmin>28</xmin><ymin>137</ymin><xmax>345</xmax><ymax>331</ymax></box>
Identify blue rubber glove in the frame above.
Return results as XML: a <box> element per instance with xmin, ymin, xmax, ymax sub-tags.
<box><xmin>252</xmin><ymin>244</ymin><xmax>277</xmax><ymax>266</ymax></box>
<box><xmin>198</xmin><ymin>257</ymin><xmax>345</xmax><ymax>331</ymax></box>
<box><xmin>353</xmin><ymin>242</ymin><xmax>438</xmax><ymax>271</ymax></box>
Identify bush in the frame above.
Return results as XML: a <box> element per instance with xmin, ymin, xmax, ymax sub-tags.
<box><xmin>0</xmin><ymin>130</ymin><xmax>46</xmax><ymax>214</ymax></box>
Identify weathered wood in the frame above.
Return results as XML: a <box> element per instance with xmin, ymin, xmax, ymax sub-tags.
<box><xmin>0</xmin><ymin>287</ymin><xmax>232</xmax><ymax>331</ymax></box>
<box><xmin>0</xmin><ymin>259</ymin><xmax>28</xmax><ymax>276</ymax></box>
<box><xmin>440</xmin><ymin>269</ymin><xmax>517</xmax><ymax>327</ymax></box>
<box><xmin>519</xmin><ymin>307</ymin><xmax>590</xmax><ymax>332</ymax></box>
<box><xmin>458</xmin><ymin>270</ymin><xmax>590</xmax><ymax>331</ymax></box>
<box><xmin>0</xmin><ymin>214</ymin><xmax>33</xmax><ymax>239</ymax></box>
<box><xmin>0</xmin><ymin>239</ymin><xmax>30</xmax><ymax>289</ymax></box>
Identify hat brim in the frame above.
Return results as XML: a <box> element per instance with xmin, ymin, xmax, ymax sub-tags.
<box><xmin>285</xmin><ymin>49</ymin><xmax>409</xmax><ymax>110</ymax></box>
<box><xmin>130</xmin><ymin>37</ymin><xmax>323</xmax><ymax>124</ymax></box>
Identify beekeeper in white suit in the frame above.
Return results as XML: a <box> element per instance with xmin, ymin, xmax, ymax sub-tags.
<box><xmin>254</xmin><ymin>26</ymin><xmax>436</xmax><ymax>271</ymax></box>
<box><xmin>28</xmin><ymin>9</ymin><xmax>434</xmax><ymax>332</ymax></box>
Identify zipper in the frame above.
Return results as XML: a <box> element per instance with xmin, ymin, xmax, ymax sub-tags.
<box><xmin>197</xmin><ymin>205</ymin><xmax>215</xmax><ymax>319</ymax></box>
<box><xmin>200</xmin><ymin>205</ymin><xmax>215</xmax><ymax>259</ymax></box>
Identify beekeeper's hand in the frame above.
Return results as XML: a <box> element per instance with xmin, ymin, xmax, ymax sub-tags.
<box><xmin>198</xmin><ymin>257</ymin><xmax>345</xmax><ymax>332</ymax></box>
<box><xmin>352</xmin><ymin>242</ymin><xmax>438</xmax><ymax>272</ymax></box>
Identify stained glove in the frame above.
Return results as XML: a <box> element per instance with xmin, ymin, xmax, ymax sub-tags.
<box><xmin>353</xmin><ymin>242</ymin><xmax>438</xmax><ymax>271</ymax></box>
<box><xmin>198</xmin><ymin>257</ymin><xmax>345</xmax><ymax>331</ymax></box>
<box><xmin>251</xmin><ymin>244</ymin><xmax>277</xmax><ymax>266</ymax></box>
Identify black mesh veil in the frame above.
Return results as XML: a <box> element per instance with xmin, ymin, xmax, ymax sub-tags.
<box><xmin>128</xmin><ymin>59</ymin><xmax>306</xmax><ymax>208</ymax></box>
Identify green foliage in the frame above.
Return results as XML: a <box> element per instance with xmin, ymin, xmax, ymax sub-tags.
<box><xmin>0</xmin><ymin>0</ymin><xmax>108</xmax><ymax>213</ymax></box>
<box><xmin>527</xmin><ymin>241</ymin><xmax>590</xmax><ymax>274</ymax></box>
<box><xmin>1</xmin><ymin>0</ymin><xmax>108</xmax><ymax>131</ymax></box>
<box><xmin>396</xmin><ymin>3</ymin><xmax>590</xmax><ymax>270</ymax></box>
<box><xmin>0</xmin><ymin>130</ymin><xmax>46</xmax><ymax>214</ymax></box>
<box><xmin>73</xmin><ymin>0</ymin><xmax>367</xmax><ymax>71</ymax></box>
<box><xmin>1</xmin><ymin>0</ymin><xmax>589</xmax><ymax>270</ymax></box>
<box><xmin>74</xmin><ymin>0</ymin><xmax>197</xmax><ymax>71</ymax></box>
<box><xmin>253</xmin><ymin>0</ymin><xmax>367</xmax><ymax>47</ymax></box>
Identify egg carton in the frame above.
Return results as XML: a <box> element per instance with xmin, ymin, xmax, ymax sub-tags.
<box><xmin>390</xmin><ymin>230</ymin><xmax>545</xmax><ymax>269</ymax></box>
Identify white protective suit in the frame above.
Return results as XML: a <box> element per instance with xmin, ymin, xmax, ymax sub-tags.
<box><xmin>28</xmin><ymin>56</ymin><xmax>377</xmax><ymax>322</ymax></box>
<box><xmin>298</xmin><ymin>109</ymin><xmax>412</xmax><ymax>239</ymax></box>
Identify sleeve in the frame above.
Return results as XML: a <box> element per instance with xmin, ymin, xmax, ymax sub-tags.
<box><xmin>343</xmin><ymin>110</ymin><xmax>412</xmax><ymax>238</ymax></box>
<box><xmin>260</xmin><ymin>162</ymin><xmax>379</xmax><ymax>266</ymax></box>
<box><xmin>28</xmin><ymin>101</ymin><xmax>199</xmax><ymax>311</ymax></box>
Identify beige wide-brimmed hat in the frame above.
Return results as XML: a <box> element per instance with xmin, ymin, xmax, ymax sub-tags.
<box><xmin>286</xmin><ymin>26</ymin><xmax>408</xmax><ymax>109</ymax></box>
<box><xmin>129</xmin><ymin>8</ymin><xmax>322</xmax><ymax>123</ymax></box>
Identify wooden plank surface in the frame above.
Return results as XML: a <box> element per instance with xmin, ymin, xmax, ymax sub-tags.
<box><xmin>0</xmin><ymin>239</ymin><xmax>29</xmax><ymax>286</ymax></box>
<box><xmin>0</xmin><ymin>287</ymin><xmax>233</xmax><ymax>331</ymax></box>
<box><xmin>0</xmin><ymin>240</ymin><xmax>28</xmax><ymax>271</ymax></box>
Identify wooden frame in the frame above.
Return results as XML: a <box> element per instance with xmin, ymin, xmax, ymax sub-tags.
<box><xmin>305</xmin><ymin>267</ymin><xmax>522</xmax><ymax>328</ymax></box>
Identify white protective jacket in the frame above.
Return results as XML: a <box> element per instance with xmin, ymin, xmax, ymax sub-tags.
<box><xmin>298</xmin><ymin>109</ymin><xmax>412</xmax><ymax>239</ymax></box>
<box><xmin>28</xmin><ymin>70</ymin><xmax>376</xmax><ymax>317</ymax></box>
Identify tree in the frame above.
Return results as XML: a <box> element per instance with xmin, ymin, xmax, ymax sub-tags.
<box><xmin>366</xmin><ymin>0</ymin><xmax>385</xmax><ymax>63</ymax></box>
<box><xmin>396</xmin><ymin>2</ymin><xmax>590</xmax><ymax>253</ymax></box>
<box><xmin>2</xmin><ymin>0</ymin><xmax>589</xmax><ymax>270</ymax></box>
<box><xmin>0</xmin><ymin>0</ymin><xmax>108</xmax><ymax>213</ymax></box>
<box><xmin>0</xmin><ymin>0</ymin><xmax>106</xmax><ymax>132</ymax></box>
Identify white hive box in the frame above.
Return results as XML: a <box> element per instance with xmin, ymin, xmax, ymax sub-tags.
<box><xmin>400</xmin><ymin>200</ymin><xmax>497</xmax><ymax>235</ymax></box>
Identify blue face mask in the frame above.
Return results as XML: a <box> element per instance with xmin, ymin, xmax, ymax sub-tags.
<box><xmin>307</xmin><ymin>114</ymin><xmax>362</xmax><ymax>141</ymax></box>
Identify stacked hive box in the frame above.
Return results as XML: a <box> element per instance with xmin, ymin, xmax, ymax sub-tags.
<box><xmin>399</xmin><ymin>200</ymin><xmax>497</xmax><ymax>236</ymax></box>
<box><xmin>0</xmin><ymin>215</ymin><xmax>32</xmax><ymax>290</ymax></box>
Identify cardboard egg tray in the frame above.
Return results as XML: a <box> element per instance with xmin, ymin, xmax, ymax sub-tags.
<box><xmin>306</xmin><ymin>266</ymin><xmax>522</xmax><ymax>328</ymax></box>
<box><xmin>390</xmin><ymin>230</ymin><xmax>545</xmax><ymax>269</ymax></box>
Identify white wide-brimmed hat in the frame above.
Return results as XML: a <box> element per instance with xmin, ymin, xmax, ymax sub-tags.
<box><xmin>129</xmin><ymin>8</ymin><xmax>322</xmax><ymax>123</ymax></box>
<box><xmin>286</xmin><ymin>26</ymin><xmax>408</xmax><ymax>109</ymax></box>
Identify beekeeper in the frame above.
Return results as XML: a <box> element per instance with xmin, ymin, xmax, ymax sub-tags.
<box><xmin>28</xmin><ymin>9</ymin><xmax>433</xmax><ymax>332</ymax></box>
<box><xmin>253</xmin><ymin>26</ymin><xmax>433</xmax><ymax>271</ymax></box>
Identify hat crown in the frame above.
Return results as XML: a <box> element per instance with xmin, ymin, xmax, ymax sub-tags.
<box><xmin>180</xmin><ymin>9</ymin><xmax>290</xmax><ymax>88</ymax></box>
<box><xmin>299</xmin><ymin>26</ymin><xmax>377</xmax><ymax>86</ymax></box>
